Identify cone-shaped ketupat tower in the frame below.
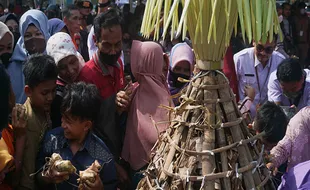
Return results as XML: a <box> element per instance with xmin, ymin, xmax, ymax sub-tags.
<box><xmin>138</xmin><ymin>0</ymin><xmax>281</xmax><ymax>189</ymax></box>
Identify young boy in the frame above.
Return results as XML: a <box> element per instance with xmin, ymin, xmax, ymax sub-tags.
<box><xmin>17</xmin><ymin>54</ymin><xmax>58</xmax><ymax>189</ymax></box>
<box><xmin>253</xmin><ymin>101</ymin><xmax>288</xmax><ymax>151</ymax></box>
<box><xmin>253</xmin><ymin>101</ymin><xmax>288</xmax><ymax>187</ymax></box>
<box><xmin>36</xmin><ymin>82</ymin><xmax>117</xmax><ymax>190</ymax></box>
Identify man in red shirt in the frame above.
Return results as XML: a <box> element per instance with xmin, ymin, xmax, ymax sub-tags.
<box><xmin>78</xmin><ymin>7</ymin><xmax>130</xmax><ymax>186</ymax></box>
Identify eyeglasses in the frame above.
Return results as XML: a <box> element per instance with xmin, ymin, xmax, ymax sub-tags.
<box><xmin>256</xmin><ymin>44</ymin><xmax>274</xmax><ymax>54</ymax></box>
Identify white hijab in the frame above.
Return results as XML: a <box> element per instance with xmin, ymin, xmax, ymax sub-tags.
<box><xmin>0</xmin><ymin>22</ymin><xmax>14</xmax><ymax>52</ymax></box>
<box><xmin>46</xmin><ymin>32</ymin><xmax>85</xmax><ymax>68</ymax></box>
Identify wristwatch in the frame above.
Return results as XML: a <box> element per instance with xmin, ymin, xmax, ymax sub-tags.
<box><xmin>98</xmin><ymin>1</ymin><xmax>111</xmax><ymax>8</ymax></box>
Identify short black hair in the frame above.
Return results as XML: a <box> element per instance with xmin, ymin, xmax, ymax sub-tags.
<box><xmin>0</xmin><ymin>64</ymin><xmax>10</xmax><ymax>131</ymax></box>
<box><xmin>282</xmin><ymin>2</ymin><xmax>291</xmax><ymax>9</ymax></box>
<box><xmin>254</xmin><ymin>101</ymin><xmax>288</xmax><ymax>144</ymax></box>
<box><xmin>61</xmin><ymin>82</ymin><xmax>101</xmax><ymax>122</ymax></box>
<box><xmin>62</xmin><ymin>4</ymin><xmax>79</xmax><ymax>19</ymax></box>
<box><xmin>93</xmin><ymin>8</ymin><xmax>122</xmax><ymax>42</ymax></box>
<box><xmin>23</xmin><ymin>54</ymin><xmax>58</xmax><ymax>88</ymax></box>
<box><xmin>277</xmin><ymin>58</ymin><xmax>303</xmax><ymax>83</ymax></box>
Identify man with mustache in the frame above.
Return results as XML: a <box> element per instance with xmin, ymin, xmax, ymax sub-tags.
<box><xmin>78</xmin><ymin>7</ymin><xmax>130</xmax><ymax>188</ymax></box>
<box><xmin>234</xmin><ymin>35</ymin><xmax>285</xmax><ymax>117</ymax></box>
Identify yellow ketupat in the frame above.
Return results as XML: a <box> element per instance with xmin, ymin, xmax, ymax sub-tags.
<box><xmin>77</xmin><ymin>160</ymin><xmax>101</xmax><ymax>189</ymax></box>
<box><xmin>42</xmin><ymin>153</ymin><xmax>76</xmax><ymax>179</ymax></box>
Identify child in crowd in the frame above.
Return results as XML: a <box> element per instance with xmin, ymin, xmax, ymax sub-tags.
<box><xmin>17</xmin><ymin>54</ymin><xmax>58</xmax><ymax>189</ymax></box>
<box><xmin>36</xmin><ymin>82</ymin><xmax>117</xmax><ymax>190</ymax></box>
<box><xmin>253</xmin><ymin>101</ymin><xmax>288</xmax><ymax>151</ymax></box>
<box><xmin>253</xmin><ymin>101</ymin><xmax>288</xmax><ymax>187</ymax></box>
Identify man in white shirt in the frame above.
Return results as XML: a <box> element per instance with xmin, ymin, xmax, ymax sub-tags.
<box><xmin>234</xmin><ymin>37</ymin><xmax>285</xmax><ymax>117</ymax></box>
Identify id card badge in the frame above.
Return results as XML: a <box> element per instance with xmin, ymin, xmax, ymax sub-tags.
<box><xmin>300</xmin><ymin>31</ymin><xmax>304</xmax><ymax>37</ymax></box>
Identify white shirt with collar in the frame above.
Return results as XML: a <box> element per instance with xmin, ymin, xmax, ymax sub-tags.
<box><xmin>234</xmin><ymin>47</ymin><xmax>285</xmax><ymax>117</ymax></box>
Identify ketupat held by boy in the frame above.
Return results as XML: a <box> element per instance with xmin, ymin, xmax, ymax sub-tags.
<box><xmin>36</xmin><ymin>82</ymin><xmax>117</xmax><ymax>190</ymax></box>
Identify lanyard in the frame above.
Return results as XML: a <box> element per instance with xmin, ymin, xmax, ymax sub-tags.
<box><xmin>255</xmin><ymin>57</ymin><xmax>272</xmax><ymax>104</ymax></box>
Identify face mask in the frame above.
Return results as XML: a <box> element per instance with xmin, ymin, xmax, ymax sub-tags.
<box><xmin>169</xmin><ymin>72</ymin><xmax>190</xmax><ymax>88</ymax></box>
<box><xmin>300</xmin><ymin>9</ymin><xmax>306</xmax><ymax>15</ymax></box>
<box><xmin>99</xmin><ymin>51</ymin><xmax>121</xmax><ymax>66</ymax></box>
<box><xmin>24</xmin><ymin>38</ymin><xmax>46</xmax><ymax>55</ymax></box>
<box><xmin>278</xmin><ymin>15</ymin><xmax>283</xmax><ymax>23</ymax></box>
<box><xmin>0</xmin><ymin>53</ymin><xmax>12</xmax><ymax>68</ymax></box>
<box><xmin>283</xmin><ymin>90</ymin><xmax>302</xmax><ymax>99</ymax></box>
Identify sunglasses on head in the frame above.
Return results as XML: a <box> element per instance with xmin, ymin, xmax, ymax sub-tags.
<box><xmin>256</xmin><ymin>44</ymin><xmax>274</xmax><ymax>54</ymax></box>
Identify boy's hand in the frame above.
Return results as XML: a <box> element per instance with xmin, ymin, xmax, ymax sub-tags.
<box><xmin>81</xmin><ymin>173</ymin><xmax>104</xmax><ymax>190</ymax></box>
<box><xmin>12</xmin><ymin>105</ymin><xmax>27</xmax><ymax>137</ymax></box>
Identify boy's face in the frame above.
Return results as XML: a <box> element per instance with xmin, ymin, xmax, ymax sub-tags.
<box><xmin>61</xmin><ymin>113</ymin><xmax>91</xmax><ymax>141</ymax></box>
<box><xmin>25</xmin><ymin>80</ymin><xmax>56</xmax><ymax>113</ymax></box>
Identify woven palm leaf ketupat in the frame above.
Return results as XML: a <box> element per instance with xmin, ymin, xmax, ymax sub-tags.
<box><xmin>138</xmin><ymin>0</ymin><xmax>281</xmax><ymax>189</ymax></box>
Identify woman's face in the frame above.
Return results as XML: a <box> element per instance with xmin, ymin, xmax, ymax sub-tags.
<box><xmin>57</xmin><ymin>55</ymin><xmax>80</xmax><ymax>83</ymax></box>
<box><xmin>24</xmin><ymin>25</ymin><xmax>46</xmax><ymax>54</ymax></box>
<box><xmin>24</xmin><ymin>25</ymin><xmax>44</xmax><ymax>41</ymax></box>
<box><xmin>0</xmin><ymin>33</ymin><xmax>13</xmax><ymax>55</ymax></box>
<box><xmin>5</xmin><ymin>19</ymin><xmax>18</xmax><ymax>33</ymax></box>
<box><xmin>172</xmin><ymin>61</ymin><xmax>191</xmax><ymax>76</ymax></box>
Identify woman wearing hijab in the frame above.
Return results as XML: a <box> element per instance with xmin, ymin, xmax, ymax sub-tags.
<box><xmin>0</xmin><ymin>13</ymin><xmax>19</xmax><ymax>48</ymax></box>
<box><xmin>48</xmin><ymin>18</ymin><xmax>69</xmax><ymax>36</ymax></box>
<box><xmin>46</xmin><ymin>32</ymin><xmax>85</xmax><ymax>128</ymax></box>
<box><xmin>122</xmin><ymin>40</ymin><xmax>172</xmax><ymax>188</ymax></box>
<box><xmin>0</xmin><ymin>22</ymin><xmax>14</xmax><ymax>68</ymax></box>
<box><xmin>168</xmin><ymin>42</ymin><xmax>195</xmax><ymax>106</ymax></box>
<box><xmin>6</xmin><ymin>10</ymin><xmax>50</xmax><ymax>104</ymax></box>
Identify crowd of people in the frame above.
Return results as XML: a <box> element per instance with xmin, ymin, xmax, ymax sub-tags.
<box><xmin>229</xmin><ymin>1</ymin><xmax>310</xmax><ymax>189</ymax></box>
<box><xmin>0</xmin><ymin>0</ymin><xmax>194</xmax><ymax>189</ymax></box>
<box><xmin>0</xmin><ymin>0</ymin><xmax>310</xmax><ymax>189</ymax></box>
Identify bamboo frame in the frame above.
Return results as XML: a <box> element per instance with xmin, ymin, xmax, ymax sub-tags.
<box><xmin>138</xmin><ymin>71</ymin><xmax>274</xmax><ymax>190</ymax></box>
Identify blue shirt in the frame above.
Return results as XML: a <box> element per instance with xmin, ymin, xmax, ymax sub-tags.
<box><xmin>37</xmin><ymin>127</ymin><xmax>117</xmax><ymax>190</ymax></box>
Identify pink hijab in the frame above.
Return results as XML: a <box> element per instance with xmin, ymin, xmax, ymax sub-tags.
<box><xmin>122</xmin><ymin>41</ymin><xmax>171</xmax><ymax>170</ymax></box>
